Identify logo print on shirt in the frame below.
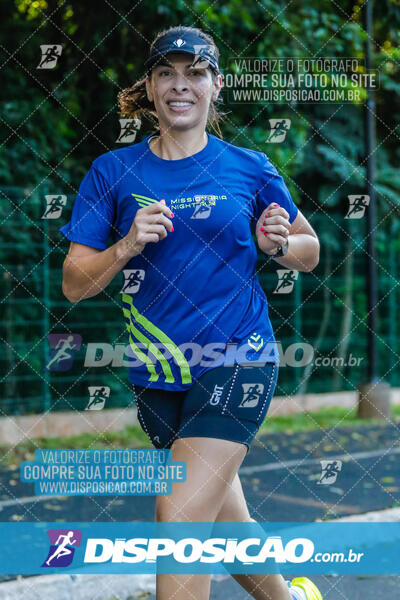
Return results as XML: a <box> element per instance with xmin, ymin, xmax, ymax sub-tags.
<box><xmin>247</xmin><ymin>332</ymin><xmax>264</xmax><ymax>352</ymax></box>
<box><xmin>173</xmin><ymin>38</ymin><xmax>185</xmax><ymax>47</ymax></box>
<box><xmin>131</xmin><ymin>193</ymin><xmax>159</xmax><ymax>208</ymax></box>
<box><xmin>190</xmin><ymin>195</ymin><xmax>216</xmax><ymax>219</ymax></box>
<box><xmin>273</xmin><ymin>270</ymin><xmax>299</xmax><ymax>294</ymax></box>
<box><xmin>121</xmin><ymin>269</ymin><xmax>145</xmax><ymax>294</ymax></box>
<box><xmin>238</xmin><ymin>383</ymin><xmax>264</xmax><ymax>408</ymax></box>
<box><xmin>130</xmin><ymin>194</ymin><xmax>223</xmax><ymax>212</ymax></box>
<box><xmin>209</xmin><ymin>384</ymin><xmax>224</xmax><ymax>405</ymax></box>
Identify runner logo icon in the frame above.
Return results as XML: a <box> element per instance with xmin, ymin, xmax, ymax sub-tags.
<box><xmin>121</xmin><ymin>269</ymin><xmax>145</xmax><ymax>294</ymax></box>
<box><xmin>116</xmin><ymin>118</ymin><xmax>141</xmax><ymax>143</ymax></box>
<box><xmin>37</xmin><ymin>45</ymin><xmax>62</xmax><ymax>69</ymax></box>
<box><xmin>273</xmin><ymin>270</ymin><xmax>299</xmax><ymax>294</ymax></box>
<box><xmin>238</xmin><ymin>383</ymin><xmax>264</xmax><ymax>408</ymax></box>
<box><xmin>85</xmin><ymin>386</ymin><xmax>110</xmax><ymax>410</ymax></box>
<box><xmin>42</xmin><ymin>195</ymin><xmax>67</xmax><ymax>219</ymax></box>
<box><xmin>345</xmin><ymin>195</ymin><xmax>370</xmax><ymax>219</ymax></box>
<box><xmin>42</xmin><ymin>333</ymin><xmax>82</xmax><ymax>372</ymax></box>
<box><xmin>42</xmin><ymin>529</ymin><xmax>82</xmax><ymax>568</ymax></box>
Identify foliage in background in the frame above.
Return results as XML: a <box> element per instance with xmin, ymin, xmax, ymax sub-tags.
<box><xmin>1</xmin><ymin>0</ymin><xmax>399</xmax><ymax>413</ymax></box>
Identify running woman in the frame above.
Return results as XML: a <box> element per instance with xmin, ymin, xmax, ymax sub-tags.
<box><xmin>60</xmin><ymin>25</ymin><xmax>321</xmax><ymax>600</ymax></box>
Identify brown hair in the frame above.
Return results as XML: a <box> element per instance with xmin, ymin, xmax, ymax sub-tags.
<box><xmin>117</xmin><ymin>25</ymin><xmax>226</xmax><ymax>139</ymax></box>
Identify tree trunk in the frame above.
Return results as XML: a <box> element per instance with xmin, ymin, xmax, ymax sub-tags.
<box><xmin>298</xmin><ymin>244</ymin><xmax>332</xmax><ymax>396</ymax></box>
<box><xmin>332</xmin><ymin>235</ymin><xmax>354</xmax><ymax>391</ymax></box>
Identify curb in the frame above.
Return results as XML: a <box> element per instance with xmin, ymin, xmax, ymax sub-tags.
<box><xmin>0</xmin><ymin>573</ymin><xmax>156</xmax><ymax>600</ymax></box>
<box><xmin>1</xmin><ymin>388</ymin><xmax>400</xmax><ymax>445</ymax></box>
<box><xmin>330</xmin><ymin>506</ymin><xmax>400</xmax><ymax>522</ymax></box>
<box><xmin>0</xmin><ymin>572</ymin><xmax>228</xmax><ymax>600</ymax></box>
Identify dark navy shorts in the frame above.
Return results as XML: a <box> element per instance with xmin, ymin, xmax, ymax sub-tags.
<box><xmin>132</xmin><ymin>362</ymin><xmax>279</xmax><ymax>455</ymax></box>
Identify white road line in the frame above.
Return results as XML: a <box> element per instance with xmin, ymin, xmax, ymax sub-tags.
<box><xmin>0</xmin><ymin>494</ymin><xmax>59</xmax><ymax>510</ymax></box>
<box><xmin>239</xmin><ymin>445</ymin><xmax>400</xmax><ymax>474</ymax></box>
<box><xmin>1</xmin><ymin>445</ymin><xmax>399</xmax><ymax>510</ymax></box>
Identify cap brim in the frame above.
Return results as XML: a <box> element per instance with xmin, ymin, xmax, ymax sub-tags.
<box><xmin>146</xmin><ymin>50</ymin><xmax>217</xmax><ymax>73</ymax></box>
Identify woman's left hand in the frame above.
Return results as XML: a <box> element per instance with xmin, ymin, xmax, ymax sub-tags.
<box><xmin>256</xmin><ymin>202</ymin><xmax>291</xmax><ymax>255</ymax></box>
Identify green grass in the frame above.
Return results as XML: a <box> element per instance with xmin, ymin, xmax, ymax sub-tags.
<box><xmin>258</xmin><ymin>404</ymin><xmax>400</xmax><ymax>433</ymax></box>
<box><xmin>0</xmin><ymin>425</ymin><xmax>152</xmax><ymax>469</ymax></box>
<box><xmin>1</xmin><ymin>405</ymin><xmax>399</xmax><ymax>469</ymax></box>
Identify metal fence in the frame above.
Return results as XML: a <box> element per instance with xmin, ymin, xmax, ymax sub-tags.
<box><xmin>1</xmin><ymin>185</ymin><xmax>399</xmax><ymax>416</ymax></box>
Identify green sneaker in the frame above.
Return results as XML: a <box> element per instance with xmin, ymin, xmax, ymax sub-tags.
<box><xmin>287</xmin><ymin>577</ymin><xmax>323</xmax><ymax>600</ymax></box>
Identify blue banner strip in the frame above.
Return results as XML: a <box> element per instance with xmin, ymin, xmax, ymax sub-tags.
<box><xmin>0</xmin><ymin>522</ymin><xmax>399</xmax><ymax>574</ymax></box>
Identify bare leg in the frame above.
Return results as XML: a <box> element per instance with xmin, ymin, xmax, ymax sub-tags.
<box><xmin>214</xmin><ymin>473</ymin><xmax>291</xmax><ymax>600</ymax></box>
<box><xmin>155</xmin><ymin>436</ymin><xmax>247</xmax><ymax>600</ymax></box>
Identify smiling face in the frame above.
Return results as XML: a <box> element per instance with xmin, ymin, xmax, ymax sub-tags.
<box><xmin>145</xmin><ymin>52</ymin><xmax>223</xmax><ymax>133</ymax></box>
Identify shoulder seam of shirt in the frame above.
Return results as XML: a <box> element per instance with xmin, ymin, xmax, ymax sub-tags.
<box><xmin>257</xmin><ymin>151</ymin><xmax>285</xmax><ymax>192</ymax></box>
<box><xmin>257</xmin><ymin>152</ymin><xmax>268</xmax><ymax>193</ymax></box>
<box><xmin>92</xmin><ymin>163</ymin><xmax>108</xmax><ymax>178</ymax></box>
<box><xmin>217</xmin><ymin>139</ymin><xmax>266</xmax><ymax>194</ymax></box>
<box><xmin>89</xmin><ymin>163</ymin><xmax>117</xmax><ymax>207</ymax></box>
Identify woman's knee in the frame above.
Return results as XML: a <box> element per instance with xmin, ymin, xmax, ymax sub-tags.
<box><xmin>214</xmin><ymin>473</ymin><xmax>252</xmax><ymax>523</ymax></box>
<box><xmin>155</xmin><ymin>437</ymin><xmax>246</xmax><ymax>523</ymax></box>
<box><xmin>155</xmin><ymin>491</ymin><xmax>221</xmax><ymax>522</ymax></box>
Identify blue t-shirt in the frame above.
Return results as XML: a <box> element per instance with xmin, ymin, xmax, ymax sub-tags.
<box><xmin>59</xmin><ymin>132</ymin><xmax>298</xmax><ymax>390</ymax></box>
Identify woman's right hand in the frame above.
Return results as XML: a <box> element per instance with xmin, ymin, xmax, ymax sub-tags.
<box><xmin>123</xmin><ymin>199</ymin><xmax>174</xmax><ymax>257</ymax></box>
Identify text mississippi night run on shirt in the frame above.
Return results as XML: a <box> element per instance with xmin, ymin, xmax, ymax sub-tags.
<box><xmin>59</xmin><ymin>132</ymin><xmax>298</xmax><ymax>391</ymax></box>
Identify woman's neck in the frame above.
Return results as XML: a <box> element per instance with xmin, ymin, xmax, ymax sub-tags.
<box><xmin>149</xmin><ymin>129</ymin><xmax>208</xmax><ymax>160</ymax></box>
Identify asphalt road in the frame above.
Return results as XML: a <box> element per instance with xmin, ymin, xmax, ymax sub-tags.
<box><xmin>144</xmin><ymin>573</ymin><xmax>400</xmax><ymax>600</ymax></box>
<box><xmin>0</xmin><ymin>422</ymin><xmax>399</xmax><ymax>597</ymax></box>
<box><xmin>1</xmin><ymin>423</ymin><xmax>399</xmax><ymax>522</ymax></box>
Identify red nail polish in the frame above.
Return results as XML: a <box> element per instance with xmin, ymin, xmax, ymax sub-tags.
<box><xmin>171</xmin><ymin>212</ymin><xmax>174</xmax><ymax>218</ymax></box>
<box><xmin>260</xmin><ymin>227</ymin><xmax>264</xmax><ymax>231</ymax></box>
<box><xmin>273</xmin><ymin>203</ymin><xmax>279</xmax><ymax>207</ymax></box>
<box><xmin>264</xmin><ymin>232</ymin><xmax>268</xmax><ymax>236</ymax></box>
<box><xmin>171</xmin><ymin>226</ymin><xmax>174</xmax><ymax>232</ymax></box>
